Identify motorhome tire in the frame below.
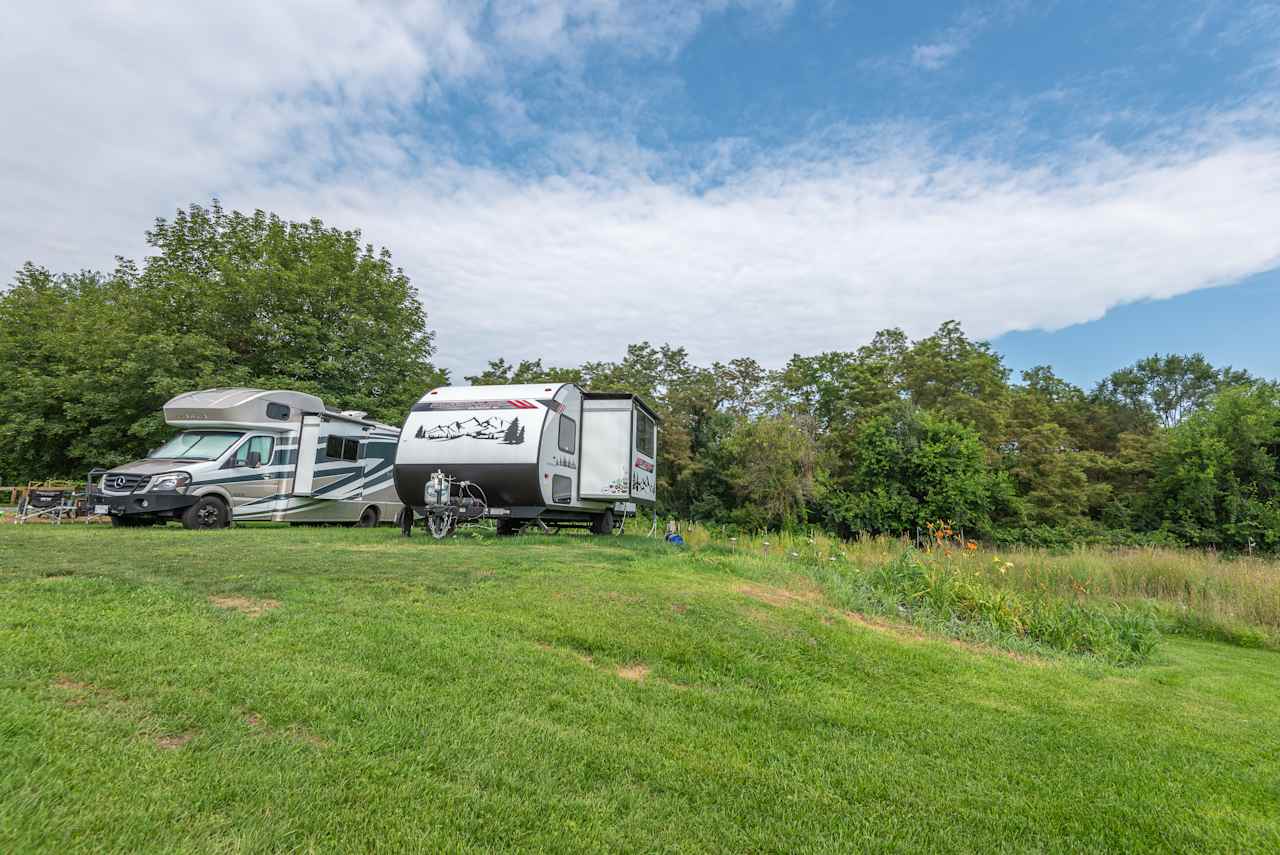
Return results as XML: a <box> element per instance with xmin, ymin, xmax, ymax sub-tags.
<box><xmin>591</xmin><ymin>509</ymin><xmax>614</xmax><ymax>536</ymax></box>
<box><xmin>182</xmin><ymin>496</ymin><xmax>229</xmax><ymax>530</ymax></box>
<box><xmin>356</xmin><ymin>506</ymin><xmax>379</xmax><ymax>528</ymax></box>
<box><xmin>397</xmin><ymin>506</ymin><xmax>414</xmax><ymax>537</ymax></box>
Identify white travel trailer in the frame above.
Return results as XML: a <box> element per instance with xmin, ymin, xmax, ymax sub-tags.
<box><xmin>89</xmin><ymin>388</ymin><xmax>401</xmax><ymax>529</ymax></box>
<box><xmin>393</xmin><ymin>383</ymin><xmax>659</xmax><ymax>536</ymax></box>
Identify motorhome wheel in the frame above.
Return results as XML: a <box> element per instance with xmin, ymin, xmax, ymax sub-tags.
<box><xmin>356</xmin><ymin>506</ymin><xmax>379</xmax><ymax>528</ymax></box>
<box><xmin>182</xmin><ymin>496</ymin><xmax>228</xmax><ymax>530</ymax></box>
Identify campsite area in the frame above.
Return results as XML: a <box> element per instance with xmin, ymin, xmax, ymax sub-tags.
<box><xmin>2</xmin><ymin>525</ymin><xmax>1277</xmax><ymax>853</ymax></box>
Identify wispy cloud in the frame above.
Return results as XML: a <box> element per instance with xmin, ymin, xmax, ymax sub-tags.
<box><xmin>910</xmin><ymin>9</ymin><xmax>990</xmax><ymax>70</ymax></box>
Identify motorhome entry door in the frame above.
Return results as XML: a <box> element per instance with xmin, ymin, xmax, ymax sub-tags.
<box><xmin>293</xmin><ymin>415</ymin><xmax>322</xmax><ymax>496</ymax></box>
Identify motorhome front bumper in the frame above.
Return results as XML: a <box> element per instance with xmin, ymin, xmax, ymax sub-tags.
<box><xmin>89</xmin><ymin>490</ymin><xmax>196</xmax><ymax>517</ymax></box>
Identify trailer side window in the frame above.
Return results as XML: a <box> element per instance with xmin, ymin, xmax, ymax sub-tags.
<box><xmin>635</xmin><ymin>411</ymin><xmax>656</xmax><ymax>457</ymax></box>
<box><xmin>558</xmin><ymin>415</ymin><xmax>576</xmax><ymax>454</ymax></box>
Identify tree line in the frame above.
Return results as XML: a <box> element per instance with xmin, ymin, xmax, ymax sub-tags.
<box><xmin>467</xmin><ymin>333</ymin><xmax>1279</xmax><ymax>552</ymax></box>
<box><xmin>3</xmin><ymin>202</ymin><xmax>1277</xmax><ymax>551</ymax></box>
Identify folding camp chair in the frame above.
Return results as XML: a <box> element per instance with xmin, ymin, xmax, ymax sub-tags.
<box><xmin>16</xmin><ymin>488</ymin><xmax>77</xmax><ymax>524</ymax></box>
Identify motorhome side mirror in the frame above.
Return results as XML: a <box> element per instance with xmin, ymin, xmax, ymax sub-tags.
<box><xmin>246</xmin><ymin>451</ymin><xmax>262</xmax><ymax>468</ymax></box>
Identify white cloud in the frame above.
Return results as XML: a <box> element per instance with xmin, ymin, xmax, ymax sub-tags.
<box><xmin>3</xmin><ymin>1</ymin><xmax>1280</xmax><ymax>380</ymax></box>
<box><xmin>910</xmin><ymin>9</ymin><xmax>990</xmax><ymax>70</ymax></box>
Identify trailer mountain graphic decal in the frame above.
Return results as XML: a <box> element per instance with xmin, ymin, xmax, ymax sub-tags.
<box><xmin>415</xmin><ymin>415</ymin><xmax>526</xmax><ymax>444</ymax></box>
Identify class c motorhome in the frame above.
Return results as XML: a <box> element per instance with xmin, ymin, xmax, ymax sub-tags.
<box><xmin>90</xmin><ymin>388</ymin><xmax>400</xmax><ymax>529</ymax></box>
<box><xmin>393</xmin><ymin>383</ymin><xmax>658</xmax><ymax>535</ymax></box>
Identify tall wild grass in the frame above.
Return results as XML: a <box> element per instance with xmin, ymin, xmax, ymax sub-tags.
<box><xmin>678</xmin><ymin>524</ymin><xmax>1280</xmax><ymax>658</ymax></box>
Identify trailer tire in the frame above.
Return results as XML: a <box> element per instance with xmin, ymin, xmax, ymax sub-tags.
<box><xmin>591</xmin><ymin>509</ymin><xmax>614</xmax><ymax>536</ymax></box>
<box><xmin>356</xmin><ymin>506</ymin><xmax>379</xmax><ymax>528</ymax></box>
<box><xmin>495</xmin><ymin>517</ymin><xmax>521</xmax><ymax>537</ymax></box>
<box><xmin>182</xmin><ymin>496</ymin><xmax>229</xmax><ymax>530</ymax></box>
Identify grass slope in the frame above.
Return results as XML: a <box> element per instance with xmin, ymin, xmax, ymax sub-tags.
<box><xmin>2</xmin><ymin>527</ymin><xmax>1278</xmax><ymax>853</ymax></box>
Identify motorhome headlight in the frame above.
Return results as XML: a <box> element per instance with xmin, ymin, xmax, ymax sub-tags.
<box><xmin>149</xmin><ymin>471</ymin><xmax>191</xmax><ymax>492</ymax></box>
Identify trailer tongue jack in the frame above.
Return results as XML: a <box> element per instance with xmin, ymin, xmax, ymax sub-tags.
<box><xmin>402</xmin><ymin>470</ymin><xmax>488</xmax><ymax>539</ymax></box>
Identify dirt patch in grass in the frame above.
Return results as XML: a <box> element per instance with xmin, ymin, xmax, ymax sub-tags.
<box><xmin>671</xmin><ymin>602</ymin><xmax>688</xmax><ymax>614</ymax></box>
<box><xmin>51</xmin><ymin>675</ymin><xmax>119</xmax><ymax>706</ymax></box>
<box><xmin>738</xmin><ymin>583</ymin><xmax>823</xmax><ymax>608</ymax></box>
<box><xmin>243</xmin><ymin>711</ymin><xmax>330</xmax><ymax>748</ymax></box>
<box><xmin>841</xmin><ymin>611</ymin><xmax>1044</xmax><ymax>665</ymax></box>
<box><xmin>209</xmin><ymin>595</ymin><xmax>280</xmax><ymax>617</ymax></box>
<box><xmin>616</xmin><ymin>663</ymin><xmax>651</xmax><ymax>682</ymax></box>
<box><xmin>287</xmin><ymin>726</ymin><xmax>331</xmax><ymax>748</ymax></box>
<box><xmin>155</xmin><ymin>732</ymin><xmax>196</xmax><ymax>750</ymax></box>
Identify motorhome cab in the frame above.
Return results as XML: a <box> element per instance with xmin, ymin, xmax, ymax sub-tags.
<box><xmin>90</xmin><ymin>388</ymin><xmax>400</xmax><ymax>529</ymax></box>
<box><xmin>393</xmin><ymin>383</ymin><xmax>659</xmax><ymax>536</ymax></box>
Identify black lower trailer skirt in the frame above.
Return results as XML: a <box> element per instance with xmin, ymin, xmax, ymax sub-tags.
<box><xmin>394</xmin><ymin>462</ymin><xmax>542</xmax><ymax>508</ymax></box>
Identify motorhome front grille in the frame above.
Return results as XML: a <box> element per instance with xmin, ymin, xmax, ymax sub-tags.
<box><xmin>102</xmin><ymin>473</ymin><xmax>150</xmax><ymax>493</ymax></box>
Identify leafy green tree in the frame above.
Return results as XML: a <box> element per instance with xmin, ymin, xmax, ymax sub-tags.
<box><xmin>1003</xmin><ymin>423</ymin><xmax>1095</xmax><ymax>527</ymax></box>
<box><xmin>722</xmin><ymin>414</ymin><xmax>818</xmax><ymax>529</ymax></box>
<box><xmin>0</xmin><ymin>202</ymin><xmax>443</xmax><ymax>480</ymax></box>
<box><xmin>465</xmin><ymin>357</ymin><xmax>581</xmax><ymax>385</ymax></box>
<box><xmin>139</xmin><ymin>201</ymin><xmax>443</xmax><ymax>422</ymax></box>
<box><xmin>1097</xmin><ymin>353</ymin><xmax>1252</xmax><ymax>429</ymax></box>
<box><xmin>900</xmin><ymin>321</ymin><xmax>1010</xmax><ymax>444</ymax></box>
<box><xmin>821</xmin><ymin>404</ymin><xmax>1010</xmax><ymax>537</ymax></box>
<box><xmin>1146</xmin><ymin>384</ymin><xmax>1280</xmax><ymax>550</ymax></box>
<box><xmin>768</xmin><ymin>328</ymin><xmax>907</xmax><ymax>429</ymax></box>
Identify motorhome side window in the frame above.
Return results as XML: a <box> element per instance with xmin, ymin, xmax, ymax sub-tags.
<box><xmin>230</xmin><ymin>435</ymin><xmax>274</xmax><ymax>467</ymax></box>
<box><xmin>265</xmin><ymin>402</ymin><xmax>290</xmax><ymax>421</ymax></box>
<box><xmin>325</xmin><ymin>435</ymin><xmax>360</xmax><ymax>462</ymax></box>
<box><xmin>558</xmin><ymin>415</ymin><xmax>576</xmax><ymax>454</ymax></box>
<box><xmin>636</xmin><ymin>412</ymin><xmax>656</xmax><ymax>457</ymax></box>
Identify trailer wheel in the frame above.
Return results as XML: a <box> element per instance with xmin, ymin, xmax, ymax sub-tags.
<box><xmin>356</xmin><ymin>506</ymin><xmax>379</xmax><ymax>528</ymax></box>
<box><xmin>182</xmin><ymin>496</ymin><xmax>229</xmax><ymax>530</ymax></box>
<box><xmin>591</xmin><ymin>509</ymin><xmax>614</xmax><ymax>536</ymax></box>
<box><xmin>397</xmin><ymin>506</ymin><xmax>414</xmax><ymax>537</ymax></box>
<box><xmin>495</xmin><ymin>518</ymin><xmax>521</xmax><ymax>537</ymax></box>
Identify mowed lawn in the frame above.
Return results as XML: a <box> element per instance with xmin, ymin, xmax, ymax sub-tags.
<box><xmin>2</xmin><ymin>527</ymin><xmax>1278</xmax><ymax>853</ymax></box>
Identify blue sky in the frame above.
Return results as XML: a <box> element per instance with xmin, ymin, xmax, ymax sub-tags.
<box><xmin>3</xmin><ymin>1</ymin><xmax>1279</xmax><ymax>380</ymax></box>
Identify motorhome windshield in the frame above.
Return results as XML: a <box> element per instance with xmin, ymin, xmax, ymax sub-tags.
<box><xmin>149</xmin><ymin>431</ymin><xmax>244</xmax><ymax>461</ymax></box>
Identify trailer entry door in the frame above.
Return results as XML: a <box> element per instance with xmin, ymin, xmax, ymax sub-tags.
<box><xmin>579</xmin><ymin>406</ymin><xmax>632</xmax><ymax>500</ymax></box>
<box><xmin>292</xmin><ymin>415</ymin><xmax>322</xmax><ymax>496</ymax></box>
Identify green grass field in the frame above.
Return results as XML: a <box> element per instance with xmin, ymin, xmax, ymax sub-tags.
<box><xmin>2</xmin><ymin>526</ymin><xmax>1278</xmax><ymax>853</ymax></box>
